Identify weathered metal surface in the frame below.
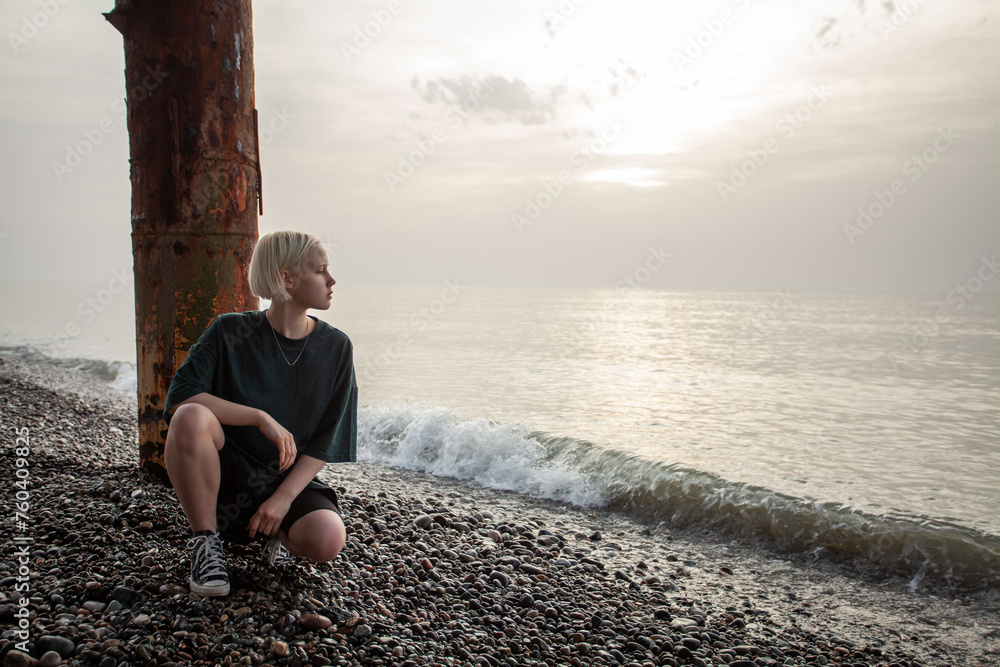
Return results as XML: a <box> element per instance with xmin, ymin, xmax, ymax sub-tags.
<box><xmin>106</xmin><ymin>0</ymin><xmax>260</xmax><ymax>483</ymax></box>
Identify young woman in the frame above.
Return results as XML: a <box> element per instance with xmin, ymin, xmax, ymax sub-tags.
<box><xmin>163</xmin><ymin>231</ymin><xmax>357</xmax><ymax>596</ymax></box>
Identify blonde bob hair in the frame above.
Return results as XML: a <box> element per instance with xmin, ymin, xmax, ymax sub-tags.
<box><xmin>249</xmin><ymin>231</ymin><xmax>321</xmax><ymax>303</ymax></box>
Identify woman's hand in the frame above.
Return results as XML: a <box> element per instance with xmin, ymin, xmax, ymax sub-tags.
<box><xmin>257</xmin><ymin>412</ymin><xmax>296</xmax><ymax>471</ymax></box>
<box><xmin>248</xmin><ymin>493</ymin><xmax>293</xmax><ymax>539</ymax></box>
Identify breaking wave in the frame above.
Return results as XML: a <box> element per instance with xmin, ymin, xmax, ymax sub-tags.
<box><xmin>359</xmin><ymin>404</ymin><xmax>1000</xmax><ymax>591</ymax></box>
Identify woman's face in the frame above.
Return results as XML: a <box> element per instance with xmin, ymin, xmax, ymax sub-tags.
<box><xmin>285</xmin><ymin>245</ymin><xmax>335</xmax><ymax>310</ymax></box>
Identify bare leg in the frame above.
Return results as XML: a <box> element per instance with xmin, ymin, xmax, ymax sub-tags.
<box><xmin>281</xmin><ymin>510</ymin><xmax>346</xmax><ymax>563</ymax></box>
<box><xmin>164</xmin><ymin>403</ymin><xmax>226</xmax><ymax>533</ymax></box>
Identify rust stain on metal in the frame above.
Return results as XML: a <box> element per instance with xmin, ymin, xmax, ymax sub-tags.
<box><xmin>106</xmin><ymin>0</ymin><xmax>260</xmax><ymax>485</ymax></box>
<box><xmin>235</xmin><ymin>171</ymin><xmax>247</xmax><ymax>212</ymax></box>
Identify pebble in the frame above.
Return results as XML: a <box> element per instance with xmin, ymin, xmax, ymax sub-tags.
<box><xmin>2</xmin><ymin>652</ymin><xmax>37</xmax><ymax>667</ymax></box>
<box><xmin>38</xmin><ymin>653</ymin><xmax>62</xmax><ymax>667</ymax></box>
<box><xmin>490</xmin><ymin>571</ymin><xmax>510</xmax><ymax>586</ymax></box>
<box><xmin>671</xmin><ymin>617</ymin><xmax>700</xmax><ymax>631</ymax></box>
<box><xmin>35</xmin><ymin>636</ymin><xmax>75</xmax><ymax>658</ymax></box>
<box><xmin>298</xmin><ymin>613</ymin><xmax>332</xmax><ymax>630</ymax></box>
<box><xmin>111</xmin><ymin>586</ymin><xmax>137</xmax><ymax>605</ymax></box>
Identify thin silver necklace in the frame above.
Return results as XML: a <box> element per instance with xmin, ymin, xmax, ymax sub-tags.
<box><xmin>266</xmin><ymin>311</ymin><xmax>309</xmax><ymax>366</ymax></box>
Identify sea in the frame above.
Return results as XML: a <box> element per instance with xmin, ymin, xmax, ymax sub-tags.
<box><xmin>2</xmin><ymin>280</ymin><xmax>998</xmax><ymax>591</ymax></box>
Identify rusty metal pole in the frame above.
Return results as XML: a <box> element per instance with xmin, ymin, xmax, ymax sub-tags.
<box><xmin>105</xmin><ymin>0</ymin><xmax>261</xmax><ymax>483</ymax></box>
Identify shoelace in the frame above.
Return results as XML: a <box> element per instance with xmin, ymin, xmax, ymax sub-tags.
<box><xmin>265</xmin><ymin>538</ymin><xmax>294</xmax><ymax>566</ymax></box>
<box><xmin>188</xmin><ymin>534</ymin><xmax>228</xmax><ymax>580</ymax></box>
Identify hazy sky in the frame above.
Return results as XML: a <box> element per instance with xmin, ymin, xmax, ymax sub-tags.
<box><xmin>1</xmin><ymin>0</ymin><xmax>998</xmax><ymax>292</ymax></box>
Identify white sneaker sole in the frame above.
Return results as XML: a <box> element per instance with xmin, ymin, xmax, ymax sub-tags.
<box><xmin>190</xmin><ymin>579</ymin><xmax>230</xmax><ymax>597</ymax></box>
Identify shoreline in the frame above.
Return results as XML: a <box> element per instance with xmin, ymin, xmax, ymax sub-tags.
<box><xmin>1</xmin><ymin>353</ymin><xmax>998</xmax><ymax>667</ymax></box>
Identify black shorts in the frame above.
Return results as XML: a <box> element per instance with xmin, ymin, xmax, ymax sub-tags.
<box><xmin>215</xmin><ymin>445</ymin><xmax>340</xmax><ymax>544</ymax></box>
<box><xmin>279</xmin><ymin>488</ymin><xmax>340</xmax><ymax>536</ymax></box>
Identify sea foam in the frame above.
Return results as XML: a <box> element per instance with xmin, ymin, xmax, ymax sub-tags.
<box><xmin>358</xmin><ymin>403</ymin><xmax>1000</xmax><ymax>590</ymax></box>
<box><xmin>358</xmin><ymin>404</ymin><xmax>604</xmax><ymax>508</ymax></box>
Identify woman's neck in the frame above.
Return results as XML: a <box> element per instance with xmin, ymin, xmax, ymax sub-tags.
<box><xmin>265</xmin><ymin>303</ymin><xmax>314</xmax><ymax>339</ymax></box>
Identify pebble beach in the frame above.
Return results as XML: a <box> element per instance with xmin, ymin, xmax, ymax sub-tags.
<box><xmin>1</xmin><ymin>353</ymin><xmax>998</xmax><ymax>667</ymax></box>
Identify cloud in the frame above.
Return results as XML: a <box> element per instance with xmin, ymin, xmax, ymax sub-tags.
<box><xmin>605</xmin><ymin>60</ymin><xmax>644</xmax><ymax>99</ymax></box>
<box><xmin>811</xmin><ymin>17</ymin><xmax>843</xmax><ymax>49</ymax></box>
<box><xmin>817</xmin><ymin>17</ymin><xmax>838</xmax><ymax>39</ymax></box>
<box><xmin>411</xmin><ymin>74</ymin><xmax>565</xmax><ymax>125</ymax></box>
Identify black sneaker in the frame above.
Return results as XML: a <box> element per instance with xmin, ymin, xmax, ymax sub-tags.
<box><xmin>187</xmin><ymin>530</ymin><xmax>230</xmax><ymax>596</ymax></box>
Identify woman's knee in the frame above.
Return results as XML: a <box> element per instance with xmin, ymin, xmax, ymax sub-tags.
<box><xmin>309</xmin><ymin>524</ymin><xmax>346</xmax><ymax>563</ymax></box>
<box><xmin>306</xmin><ymin>538</ymin><xmax>343</xmax><ymax>563</ymax></box>
<box><xmin>323</xmin><ymin>521</ymin><xmax>347</xmax><ymax>560</ymax></box>
<box><xmin>289</xmin><ymin>512</ymin><xmax>346</xmax><ymax>562</ymax></box>
<box><xmin>165</xmin><ymin>403</ymin><xmax>224</xmax><ymax>452</ymax></box>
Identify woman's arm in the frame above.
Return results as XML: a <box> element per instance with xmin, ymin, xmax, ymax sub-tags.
<box><xmin>174</xmin><ymin>392</ymin><xmax>263</xmax><ymax>426</ymax></box>
<box><xmin>271</xmin><ymin>454</ymin><xmax>326</xmax><ymax>502</ymax></box>
<box><xmin>175</xmin><ymin>392</ymin><xmax>297</xmax><ymax>471</ymax></box>
<box><xmin>247</xmin><ymin>454</ymin><xmax>326</xmax><ymax>539</ymax></box>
